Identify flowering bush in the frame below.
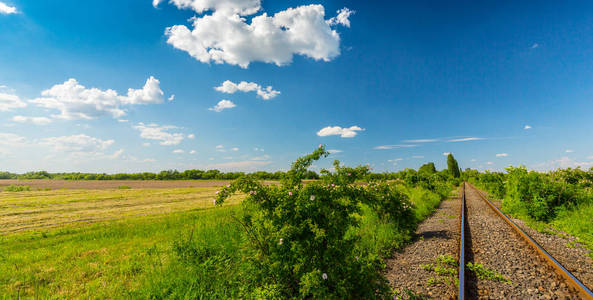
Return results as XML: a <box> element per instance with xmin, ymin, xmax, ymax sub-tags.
<box><xmin>215</xmin><ymin>146</ymin><xmax>414</xmax><ymax>298</ymax></box>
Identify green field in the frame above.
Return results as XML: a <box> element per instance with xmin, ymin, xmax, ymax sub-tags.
<box><xmin>0</xmin><ymin>185</ymin><xmax>446</xmax><ymax>298</ymax></box>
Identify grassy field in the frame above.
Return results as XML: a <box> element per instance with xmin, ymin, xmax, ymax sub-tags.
<box><xmin>0</xmin><ymin>184</ymin><xmax>448</xmax><ymax>298</ymax></box>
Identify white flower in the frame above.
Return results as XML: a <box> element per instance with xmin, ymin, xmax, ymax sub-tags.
<box><xmin>279</xmin><ymin>238</ymin><xmax>283</xmax><ymax>245</ymax></box>
<box><xmin>322</xmin><ymin>273</ymin><xmax>328</xmax><ymax>280</ymax></box>
<box><xmin>310</xmin><ymin>195</ymin><xmax>316</xmax><ymax>201</ymax></box>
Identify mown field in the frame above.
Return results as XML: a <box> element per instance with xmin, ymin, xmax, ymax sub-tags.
<box><xmin>0</xmin><ymin>184</ymin><xmax>447</xmax><ymax>298</ymax></box>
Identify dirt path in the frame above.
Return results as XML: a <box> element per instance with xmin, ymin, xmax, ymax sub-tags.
<box><xmin>385</xmin><ymin>193</ymin><xmax>461</xmax><ymax>299</ymax></box>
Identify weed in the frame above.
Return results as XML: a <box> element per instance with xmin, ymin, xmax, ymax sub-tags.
<box><xmin>117</xmin><ymin>185</ymin><xmax>131</xmax><ymax>189</ymax></box>
<box><xmin>466</xmin><ymin>262</ymin><xmax>510</xmax><ymax>283</ymax></box>
<box><xmin>3</xmin><ymin>185</ymin><xmax>31</xmax><ymax>192</ymax></box>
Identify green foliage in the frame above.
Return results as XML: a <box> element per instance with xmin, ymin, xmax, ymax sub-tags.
<box><xmin>3</xmin><ymin>185</ymin><xmax>31</xmax><ymax>192</ymax></box>
<box><xmin>466</xmin><ymin>262</ymin><xmax>510</xmax><ymax>283</ymax></box>
<box><xmin>421</xmin><ymin>255</ymin><xmax>458</xmax><ymax>288</ymax></box>
<box><xmin>215</xmin><ymin>146</ymin><xmax>399</xmax><ymax>298</ymax></box>
<box><xmin>447</xmin><ymin>154</ymin><xmax>461</xmax><ymax>178</ymax></box>
<box><xmin>117</xmin><ymin>185</ymin><xmax>131</xmax><ymax>189</ymax></box>
<box><xmin>418</xmin><ymin>162</ymin><xmax>436</xmax><ymax>175</ymax></box>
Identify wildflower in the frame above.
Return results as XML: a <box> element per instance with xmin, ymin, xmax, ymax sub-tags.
<box><xmin>249</xmin><ymin>190</ymin><xmax>255</xmax><ymax>195</ymax></box>
<box><xmin>322</xmin><ymin>273</ymin><xmax>328</xmax><ymax>280</ymax></box>
<box><xmin>279</xmin><ymin>238</ymin><xmax>283</xmax><ymax>245</ymax></box>
<box><xmin>348</xmin><ymin>173</ymin><xmax>351</xmax><ymax>176</ymax></box>
<box><xmin>216</xmin><ymin>190</ymin><xmax>220</xmax><ymax>194</ymax></box>
<box><xmin>226</xmin><ymin>184</ymin><xmax>230</xmax><ymax>187</ymax></box>
<box><xmin>310</xmin><ymin>195</ymin><xmax>315</xmax><ymax>201</ymax></box>
<box><xmin>213</xmin><ymin>199</ymin><xmax>216</xmax><ymax>205</ymax></box>
<box><xmin>355</xmin><ymin>256</ymin><xmax>359</xmax><ymax>261</ymax></box>
<box><xmin>331</xmin><ymin>184</ymin><xmax>335</xmax><ymax>187</ymax></box>
<box><xmin>318</xmin><ymin>144</ymin><xmax>323</xmax><ymax>148</ymax></box>
<box><xmin>288</xmin><ymin>192</ymin><xmax>293</xmax><ymax>196</ymax></box>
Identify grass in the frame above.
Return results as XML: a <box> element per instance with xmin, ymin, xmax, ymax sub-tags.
<box><xmin>0</xmin><ymin>204</ymin><xmax>243</xmax><ymax>298</ymax></box>
<box><xmin>0</xmin><ymin>187</ymin><xmax>242</xmax><ymax>234</ymax></box>
<box><xmin>3</xmin><ymin>185</ymin><xmax>31</xmax><ymax>192</ymax></box>
<box><xmin>552</xmin><ymin>203</ymin><xmax>593</xmax><ymax>257</ymax></box>
<box><xmin>0</xmin><ymin>184</ymin><xmax>450</xmax><ymax>298</ymax></box>
<box><xmin>466</xmin><ymin>262</ymin><xmax>510</xmax><ymax>283</ymax></box>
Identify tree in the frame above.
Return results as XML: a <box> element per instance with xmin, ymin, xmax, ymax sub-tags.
<box><xmin>447</xmin><ymin>154</ymin><xmax>461</xmax><ymax>178</ymax></box>
<box><xmin>418</xmin><ymin>162</ymin><xmax>437</xmax><ymax>175</ymax></box>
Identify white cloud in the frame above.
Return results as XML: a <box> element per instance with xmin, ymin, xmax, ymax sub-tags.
<box><xmin>163</xmin><ymin>3</ymin><xmax>352</xmax><ymax>68</ymax></box>
<box><xmin>496</xmin><ymin>153</ymin><xmax>509</xmax><ymax>157</ymax></box>
<box><xmin>443</xmin><ymin>152</ymin><xmax>451</xmax><ymax>156</ymax></box>
<box><xmin>524</xmin><ymin>125</ymin><xmax>532</xmax><ymax>130</ymax></box>
<box><xmin>215</xmin><ymin>80</ymin><xmax>280</xmax><ymax>100</ymax></box>
<box><xmin>109</xmin><ymin>149</ymin><xmax>125</xmax><ymax>159</ymax></box>
<box><xmin>327</xmin><ymin>8</ymin><xmax>354</xmax><ymax>27</ymax></box>
<box><xmin>486</xmin><ymin>162</ymin><xmax>494</xmax><ymax>165</ymax></box>
<box><xmin>447</xmin><ymin>137</ymin><xmax>485</xmax><ymax>142</ymax></box>
<box><xmin>0</xmin><ymin>1</ymin><xmax>17</xmax><ymax>14</ymax></box>
<box><xmin>133</xmin><ymin>122</ymin><xmax>185</xmax><ymax>146</ymax></box>
<box><xmin>565</xmin><ymin>149</ymin><xmax>574</xmax><ymax>153</ymax></box>
<box><xmin>173</xmin><ymin>149</ymin><xmax>185</xmax><ymax>154</ymax></box>
<box><xmin>251</xmin><ymin>154</ymin><xmax>270</xmax><ymax>161</ymax></box>
<box><xmin>531</xmin><ymin>43</ymin><xmax>539</xmax><ymax>49</ymax></box>
<box><xmin>118</xmin><ymin>119</ymin><xmax>129</xmax><ymax>123</ymax></box>
<box><xmin>403</xmin><ymin>139</ymin><xmax>438</xmax><ymax>143</ymax></box>
<box><xmin>164</xmin><ymin>0</ymin><xmax>262</xmax><ymax>15</ymax></box>
<box><xmin>0</xmin><ymin>133</ymin><xmax>26</xmax><ymax>146</ymax></box>
<box><xmin>12</xmin><ymin>116</ymin><xmax>52</xmax><ymax>125</ymax></box>
<box><xmin>388</xmin><ymin>158</ymin><xmax>403</xmax><ymax>165</ymax></box>
<box><xmin>374</xmin><ymin>144</ymin><xmax>417</xmax><ymax>150</ymax></box>
<box><xmin>152</xmin><ymin>0</ymin><xmax>163</xmax><ymax>8</ymax></box>
<box><xmin>209</xmin><ymin>99</ymin><xmax>236</xmax><ymax>112</ymax></box>
<box><xmin>30</xmin><ymin>77</ymin><xmax>164</xmax><ymax>120</ymax></box>
<box><xmin>317</xmin><ymin>125</ymin><xmax>363</xmax><ymax>138</ymax></box>
<box><xmin>188</xmin><ymin>133</ymin><xmax>195</xmax><ymax>139</ymax></box>
<box><xmin>471</xmin><ymin>158</ymin><xmax>477</xmax><ymax>162</ymax></box>
<box><xmin>587</xmin><ymin>156</ymin><xmax>593</xmax><ymax>160</ymax></box>
<box><xmin>168</xmin><ymin>94</ymin><xmax>175</xmax><ymax>101</ymax></box>
<box><xmin>533</xmin><ymin>157</ymin><xmax>593</xmax><ymax>171</ymax></box>
<box><xmin>327</xmin><ymin>149</ymin><xmax>342</xmax><ymax>154</ymax></box>
<box><xmin>142</xmin><ymin>142</ymin><xmax>150</xmax><ymax>147</ymax></box>
<box><xmin>231</xmin><ymin>147</ymin><xmax>239</xmax><ymax>151</ymax></box>
<box><xmin>190</xmin><ymin>150</ymin><xmax>196</xmax><ymax>154</ymax></box>
<box><xmin>40</xmin><ymin>134</ymin><xmax>114</xmax><ymax>152</ymax></box>
<box><xmin>412</xmin><ymin>155</ymin><xmax>424</xmax><ymax>159</ymax></box>
<box><xmin>254</xmin><ymin>147</ymin><xmax>264</xmax><ymax>152</ymax></box>
<box><xmin>0</xmin><ymin>92</ymin><xmax>26</xmax><ymax>111</ymax></box>
<box><xmin>216</xmin><ymin>144</ymin><xmax>224</xmax><ymax>150</ymax></box>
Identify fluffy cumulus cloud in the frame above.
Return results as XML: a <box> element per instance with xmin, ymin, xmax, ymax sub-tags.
<box><xmin>30</xmin><ymin>77</ymin><xmax>164</xmax><ymax>120</ymax></box>
<box><xmin>0</xmin><ymin>1</ymin><xmax>17</xmax><ymax>14</ymax></box>
<box><xmin>209</xmin><ymin>99</ymin><xmax>236</xmax><ymax>112</ymax></box>
<box><xmin>173</xmin><ymin>149</ymin><xmax>185</xmax><ymax>154</ymax></box>
<box><xmin>496</xmin><ymin>153</ymin><xmax>509</xmax><ymax>157</ymax></box>
<box><xmin>327</xmin><ymin>8</ymin><xmax>354</xmax><ymax>27</ymax></box>
<box><xmin>0</xmin><ymin>133</ymin><xmax>26</xmax><ymax>146</ymax></box>
<box><xmin>40</xmin><ymin>134</ymin><xmax>114</xmax><ymax>152</ymax></box>
<box><xmin>0</xmin><ymin>92</ymin><xmax>26</xmax><ymax>111</ymax></box>
<box><xmin>133</xmin><ymin>122</ymin><xmax>185</xmax><ymax>146</ymax></box>
<box><xmin>215</xmin><ymin>80</ymin><xmax>280</xmax><ymax>100</ymax></box>
<box><xmin>12</xmin><ymin>115</ymin><xmax>52</xmax><ymax>125</ymax></box>
<box><xmin>524</xmin><ymin>125</ymin><xmax>532</xmax><ymax>130</ymax></box>
<box><xmin>162</xmin><ymin>0</ymin><xmax>353</xmax><ymax>68</ymax></box>
<box><xmin>317</xmin><ymin>125</ymin><xmax>363</xmax><ymax>138</ymax></box>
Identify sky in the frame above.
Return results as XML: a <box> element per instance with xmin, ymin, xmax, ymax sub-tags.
<box><xmin>1</xmin><ymin>0</ymin><xmax>593</xmax><ymax>174</ymax></box>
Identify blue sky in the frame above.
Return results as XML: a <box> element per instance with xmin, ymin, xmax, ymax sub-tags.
<box><xmin>1</xmin><ymin>0</ymin><xmax>593</xmax><ymax>173</ymax></box>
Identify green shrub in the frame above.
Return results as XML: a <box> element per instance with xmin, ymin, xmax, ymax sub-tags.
<box><xmin>117</xmin><ymin>185</ymin><xmax>131</xmax><ymax>189</ymax></box>
<box><xmin>215</xmin><ymin>146</ymin><xmax>420</xmax><ymax>298</ymax></box>
<box><xmin>3</xmin><ymin>185</ymin><xmax>31</xmax><ymax>192</ymax></box>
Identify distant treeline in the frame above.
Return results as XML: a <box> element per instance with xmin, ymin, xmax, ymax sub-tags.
<box><xmin>0</xmin><ymin>162</ymin><xmax>459</xmax><ymax>182</ymax></box>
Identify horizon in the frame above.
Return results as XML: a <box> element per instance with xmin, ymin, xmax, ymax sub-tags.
<box><xmin>1</xmin><ymin>1</ymin><xmax>593</xmax><ymax>174</ymax></box>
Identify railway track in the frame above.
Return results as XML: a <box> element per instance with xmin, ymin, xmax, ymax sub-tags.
<box><xmin>458</xmin><ymin>183</ymin><xmax>593</xmax><ymax>299</ymax></box>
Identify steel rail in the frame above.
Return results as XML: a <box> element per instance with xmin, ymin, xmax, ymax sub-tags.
<box><xmin>458</xmin><ymin>183</ymin><xmax>466</xmax><ymax>300</ymax></box>
<box><xmin>467</xmin><ymin>183</ymin><xmax>593</xmax><ymax>300</ymax></box>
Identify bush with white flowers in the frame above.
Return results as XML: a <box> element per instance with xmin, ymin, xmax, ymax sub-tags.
<box><xmin>215</xmin><ymin>146</ymin><xmax>415</xmax><ymax>298</ymax></box>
